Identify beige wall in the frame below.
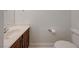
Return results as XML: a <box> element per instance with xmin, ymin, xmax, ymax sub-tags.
<box><xmin>15</xmin><ymin>10</ymin><xmax>71</xmax><ymax>47</ymax></box>
<box><xmin>4</xmin><ymin>10</ymin><xmax>15</xmax><ymax>27</ymax></box>
<box><xmin>0</xmin><ymin>11</ymin><xmax>4</xmax><ymax>47</ymax></box>
<box><xmin>71</xmin><ymin>11</ymin><xmax>79</xmax><ymax>47</ymax></box>
<box><xmin>71</xmin><ymin>11</ymin><xmax>79</xmax><ymax>30</ymax></box>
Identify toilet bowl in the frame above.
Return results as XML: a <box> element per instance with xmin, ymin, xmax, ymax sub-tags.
<box><xmin>54</xmin><ymin>40</ymin><xmax>77</xmax><ymax>48</ymax></box>
<box><xmin>52</xmin><ymin>29</ymin><xmax>79</xmax><ymax>48</ymax></box>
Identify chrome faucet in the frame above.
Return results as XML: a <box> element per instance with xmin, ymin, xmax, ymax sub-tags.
<box><xmin>4</xmin><ymin>26</ymin><xmax>8</xmax><ymax>33</ymax></box>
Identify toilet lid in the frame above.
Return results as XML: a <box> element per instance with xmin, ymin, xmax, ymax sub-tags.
<box><xmin>54</xmin><ymin>40</ymin><xmax>77</xmax><ymax>48</ymax></box>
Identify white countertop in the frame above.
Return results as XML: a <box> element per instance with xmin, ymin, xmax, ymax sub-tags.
<box><xmin>4</xmin><ymin>25</ymin><xmax>30</xmax><ymax>48</ymax></box>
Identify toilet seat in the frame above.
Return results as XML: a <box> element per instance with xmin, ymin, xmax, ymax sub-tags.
<box><xmin>54</xmin><ymin>40</ymin><xmax>77</xmax><ymax>48</ymax></box>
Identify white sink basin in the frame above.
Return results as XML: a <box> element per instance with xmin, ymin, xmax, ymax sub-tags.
<box><xmin>4</xmin><ymin>25</ymin><xmax>30</xmax><ymax>40</ymax></box>
<box><xmin>4</xmin><ymin>29</ymin><xmax>21</xmax><ymax>39</ymax></box>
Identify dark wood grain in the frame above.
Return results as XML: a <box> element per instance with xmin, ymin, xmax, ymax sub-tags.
<box><xmin>10</xmin><ymin>28</ymin><xmax>29</xmax><ymax>48</ymax></box>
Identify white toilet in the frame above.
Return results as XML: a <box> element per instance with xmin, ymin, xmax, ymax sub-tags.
<box><xmin>53</xmin><ymin>29</ymin><xmax>79</xmax><ymax>48</ymax></box>
<box><xmin>54</xmin><ymin>40</ymin><xmax>77</xmax><ymax>48</ymax></box>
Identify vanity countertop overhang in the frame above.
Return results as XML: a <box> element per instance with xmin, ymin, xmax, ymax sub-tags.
<box><xmin>4</xmin><ymin>25</ymin><xmax>30</xmax><ymax>48</ymax></box>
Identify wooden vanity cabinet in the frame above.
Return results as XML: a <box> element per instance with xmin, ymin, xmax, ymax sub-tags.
<box><xmin>23</xmin><ymin>29</ymin><xmax>29</xmax><ymax>48</ymax></box>
<box><xmin>10</xmin><ymin>36</ymin><xmax>22</xmax><ymax>48</ymax></box>
<box><xmin>10</xmin><ymin>28</ymin><xmax>29</xmax><ymax>48</ymax></box>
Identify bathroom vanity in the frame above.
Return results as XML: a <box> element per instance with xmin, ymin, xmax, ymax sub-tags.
<box><xmin>11</xmin><ymin>28</ymin><xmax>29</xmax><ymax>48</ymax></box>
<box><xmin>4</xmin><ymin>25</ymin><xmax>30</xmax><ymax>48</ymax></box>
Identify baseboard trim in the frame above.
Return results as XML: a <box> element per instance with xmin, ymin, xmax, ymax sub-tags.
<box><xmin>29</xmin><ymin>42</ymin><xmax>54</xmax><ymax>48</ymax></box>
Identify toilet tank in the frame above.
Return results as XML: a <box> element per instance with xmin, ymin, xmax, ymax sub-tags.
<box><xmin>71</xmin><ymin>29</ymin><xmax>79</xmax><ymax>47</ymax></box>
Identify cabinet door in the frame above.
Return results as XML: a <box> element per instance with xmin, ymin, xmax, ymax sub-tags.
<box><xmin>23</xmin><ymin>28</ymin><xmax>29</xmax><ymax>48</ymax></box>
<box><xmin>10</xmin><ymin>37</ymin><xmax>22</xmax><ymax>48</ymax></box>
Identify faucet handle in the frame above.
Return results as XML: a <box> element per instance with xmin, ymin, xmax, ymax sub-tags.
<box><xmin>4</xmin><ymin>26</ymin><xmax>8</xmax><ymax>33</ymax></box>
